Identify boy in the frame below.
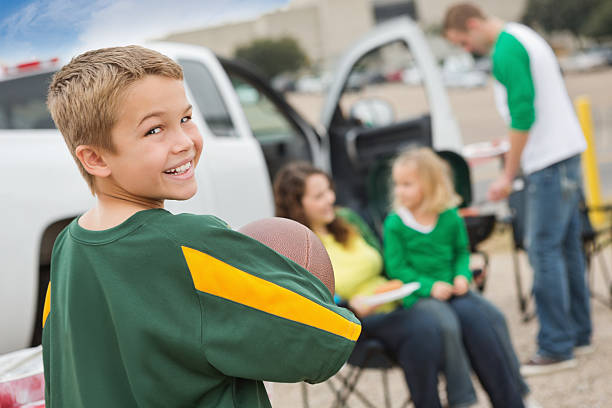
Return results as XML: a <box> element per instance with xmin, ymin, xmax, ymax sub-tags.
<box><xmin>42</xmin><ymin>45</ymin><xmax>360</xmax><ymax>407</ymax></box>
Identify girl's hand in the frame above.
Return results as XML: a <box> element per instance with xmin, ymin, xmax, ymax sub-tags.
<box><xmin>431</xmin><ymin>281</ymin><xmax>453</xmax><ymax>300</ymax></box>
<box><xmin>348</xmin><ymin>297</ymin><xmax>378</xmax><ymax>318</ymax></box>
<box><xmin>453</xmin><ymin>275</ymin><xmax>469</xmax><ymax>296</ymax></box>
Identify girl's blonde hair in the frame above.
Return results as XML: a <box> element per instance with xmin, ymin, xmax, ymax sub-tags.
<box><xmin>391</xmin><ymin>147</ymin><xmax>462</xmax><ymax>213</ymax></box>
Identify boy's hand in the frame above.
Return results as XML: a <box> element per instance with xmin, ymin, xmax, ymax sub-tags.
<box><xmin>453</xmin><ymin>275</ymin><xmax>469</xmax><ymax>296</ymax></box>
<box><xmin>431</xmin><ymin>281</ymin><xmax>453</xmax><ymax>301</ymax></box>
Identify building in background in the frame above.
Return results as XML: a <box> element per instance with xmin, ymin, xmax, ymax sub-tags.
<box><xmin>372</xmin><ymin>0</ymin><xmax>417</xmax><ymax>23</ymax></box>
<box><xmin>160</xmin><ymin>0</ymin><xmax>529</xmax><ymax>71</ymax></box>
<box><xmin>162</xmin><ymin>0</ymin><xmax>374</xmax><ymax>67</ymax></box>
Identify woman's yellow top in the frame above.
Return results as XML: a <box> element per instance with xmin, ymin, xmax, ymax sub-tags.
<box><xmin>318</xmin><ymin>232</ymin><xmax>395</xmax><ymax>313</ymax></box>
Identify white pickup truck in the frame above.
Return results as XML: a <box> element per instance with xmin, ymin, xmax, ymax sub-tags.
<box><xmin>0</xmin><ymin>17</ymin><xmax>464</xmax><ymax>354</ymax></box>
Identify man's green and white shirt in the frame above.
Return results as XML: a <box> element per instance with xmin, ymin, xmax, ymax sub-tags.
<box><xmin>42</xmin><ymin>209</ymin><xmax>360</xmax><ymax>408</ymax></box>
<box><xmin>492</xmin><ymin>22</ymin><xmax>585</xmax><ymax>174</ymax></box>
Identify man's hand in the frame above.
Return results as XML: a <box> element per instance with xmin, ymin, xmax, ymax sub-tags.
<box><xmin>431</xmin><ymin>281</ymin><xmax>453</xmax><ymax>301</ymax></box>
<box><xmin>487</xmin><ymin>175</ymin><xmax>512</xmax><ymax>202</ymax></box>
<box><xmin>453</xmin><ymin>275</ymin><xmax>469</xmax><ymax>296</ymax></box>
<box><xmin>488</xmin><ymin>130</ymin><xmax>529</xmax><ymax>202</ymax></box>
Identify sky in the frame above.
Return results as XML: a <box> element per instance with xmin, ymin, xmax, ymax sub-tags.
<box><xmin>0</xmin><ymin>0</ymin><xmax>290</xmax><ymax>65</ymax></box>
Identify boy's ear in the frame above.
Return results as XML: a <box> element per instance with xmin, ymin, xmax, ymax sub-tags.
<box><xmin>75</xmin><ymin>145</ymin><xmax>111</xmax><ymax>178</ymax></box>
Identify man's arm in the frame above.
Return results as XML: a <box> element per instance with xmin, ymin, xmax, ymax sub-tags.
<box><xmin>488</xmin><ymin>129</ymin><xmax>529</xmax><ymax>201</ymax></box>
<box><xmin>488</xmin><ymin>32</ymin><xmax>535</xmax><ymax>201</ymax></box>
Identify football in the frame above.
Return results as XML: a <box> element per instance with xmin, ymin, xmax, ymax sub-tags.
<box><xmin>238</xmin><ymin>217</ymin><xmax>335</xmax><ymax>295</ymax></box>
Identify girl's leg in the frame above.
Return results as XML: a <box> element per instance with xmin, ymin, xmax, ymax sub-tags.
<box><xmin>467</xmin><ymin>291</ymin><xmax>530</xmax><ymax>396</ymax></box>
<box><xmin>411</xmin><ymin>298</ymin><xmax>477</xmax><ymax>407</ymax></box>
<box><xmin>449</xmin><ymin>293</ymin><xmax>525</xmax><ymax>408</ymax></box>
<box><xmin>362</xmin><ymin>307</ymin><xmax>443</xmax><ymax>408</ymax></box>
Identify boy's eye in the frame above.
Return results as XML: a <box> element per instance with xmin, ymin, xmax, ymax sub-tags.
<box><xmin>181</xmin><ymin>115</ymin><xmax>192</xmax><ymax>123</ymax></box>
<box><xmin>146</xmin><ymin>127</ymin><xmax>161</xmax><ymax>136</ymax></box>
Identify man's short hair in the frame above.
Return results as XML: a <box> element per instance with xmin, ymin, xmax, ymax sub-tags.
<box><xmin>47</xmin><ymin>45</ymin><xmax>183</xmax><ymax>193</ymax></box>
<box><xmin>443</xmin><ymin>2</ymin><xmax>486</xmax><ymax>34</ymax></box>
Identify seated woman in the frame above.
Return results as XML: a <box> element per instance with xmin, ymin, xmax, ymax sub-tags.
<box><xmin>274</xmin><ymin>161</ymin><xmax>472</xmax><ymax>408</ymax></box>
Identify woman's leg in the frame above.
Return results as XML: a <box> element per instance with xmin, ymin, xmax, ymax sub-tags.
<box><xmin>449</xmin><ymin>292</ymin><xmax>525</xmax><ymax>408</ymax></box>
<box><xmin>362</xmin><ymin>307</ymin><xmax>443</xmax><ymax>408</ymax></box>
<box><xmin>411</xmin><ymin>298</ymin><xmax>477</xmax><ymax>407</ymax></box>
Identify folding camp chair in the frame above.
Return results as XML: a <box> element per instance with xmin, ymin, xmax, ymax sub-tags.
<box><xmin>582</xmin><ymin>202</ymin><xmax>612</xmax><ymax>307</ymax></box>
<box><xmin>301</xmin><ymin>338</ymin><xmax>411</xmax><ymax>408</ymax></box>
<box><xmin>506</xmin><ymin>178</ymin><xmax>612</xmax><ymax>321</ymax></box>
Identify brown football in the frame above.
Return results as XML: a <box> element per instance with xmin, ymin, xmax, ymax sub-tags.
<box><xmin>238</xmin><ymin>217</ymin><xmax>335</xmax><ymax>295</ymax></box>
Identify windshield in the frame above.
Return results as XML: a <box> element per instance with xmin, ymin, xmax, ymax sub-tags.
<box><xmin>0</xmin><ymin>72</ymin><xmax>56</xmax><ymax>129</ymax></box>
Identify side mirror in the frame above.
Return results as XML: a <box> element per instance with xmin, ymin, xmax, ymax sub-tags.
<box><xmin>349</xmin><ymin>98</ymin><xmax>395</xmax><ymax>127</ymax></box>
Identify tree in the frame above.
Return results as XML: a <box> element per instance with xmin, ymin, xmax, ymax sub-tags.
<box><xmin>234</xmin><ymin>37</ymin><xmax>309</xmax><ymax>79</ymax></box>
<box><xmin>583</xmin><ymin>0</ymin><xmax>612</xmax><ymax>40</ymax></box>
<box><xmin>522</xmin><ymin>0</ymin><xmax>612</xmax><ymax>40</ymax></box>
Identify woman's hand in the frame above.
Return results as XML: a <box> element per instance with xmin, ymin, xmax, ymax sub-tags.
<box><xmin>348</xmin><ymin>297</ymin><xmax>378</xmax><ymax>318</ymax></box>
<box><xmin>453</xmin><ymin>275</ymin><xmax>469</xmax><ymax>296</ymax></box>
<box><xmin>373</xmin><ymin>279</ymin><xmax>403</xmax><ymax>294</ymax></box>
<box><xmin>431</xmin><ymin>281</ymin><xmax>453</xmax><ymax>301</ymax></box>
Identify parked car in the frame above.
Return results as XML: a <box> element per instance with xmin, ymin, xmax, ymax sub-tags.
<box><xmin>560</xmin><ymin>47</ymin><xmax>612</xmax><ymax>72</ymax></box>
<box><xmin>1</xmin><ymin>16</ymin><xmax>464</xmax><ymax>355</ymax></box>
<box><xmin>442</xmin><ymin>53</ymin><xmax>488</xmax><ymax>88</ymax></box>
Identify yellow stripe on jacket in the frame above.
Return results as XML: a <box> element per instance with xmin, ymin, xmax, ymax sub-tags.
<box><xmin>43</xmin><ymin>282</ymin><xmax>51</xmax><ymax>328</ymax></box>
<box><xmin>182</xmin><ymin>246</ymin><xmax>361</xmax><ymax>341</ymax></box>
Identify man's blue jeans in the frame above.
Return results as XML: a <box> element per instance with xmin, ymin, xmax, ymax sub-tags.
<box><xmin>525</xmin><ymin>154</ymin><xmax>592</xmax><ymax>359</ymax></box>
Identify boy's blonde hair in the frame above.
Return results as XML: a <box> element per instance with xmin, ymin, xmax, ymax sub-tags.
<box><xmin>47</xmin><ymin>45</ymin><xmax>184</xmax><ymax>193</ymax></box>
<box><xmin>391</xmin><ymin>147</ymin><xmax>462</xmax><ymax>213</ymax></box>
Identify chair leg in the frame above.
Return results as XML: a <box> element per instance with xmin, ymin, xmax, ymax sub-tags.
<box><xmin>590</xmin><ymin>241</ymin><xmax>612</xmax><ymax>308</ymax></box>
<box><xmin>333</xmin><ymin>367</ymin><xmax>381</xmax><ymax>408</ymax></box>
<box><xmin>301</xmin><ymin>382</ymin><xmax>310</xmax><ymax>408</ymax></box>
<box><xmin>512</xmin><ymin>249</ymin><xmax>537</xmax><ymax>322</ymax></box>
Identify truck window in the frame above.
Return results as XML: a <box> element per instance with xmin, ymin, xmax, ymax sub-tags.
<box><xmin>228</xmin><ymin>73</ymin><xmax>312</xmax><ymax>180</ymax></box>
<box><xmin>0</xmin><ymin>72</ymin><xmax>56</xmax><ymax>129</ymax></box>
<box><xmin>178</xmin><ymin>59</ymin><xmax>236</xmax><ymax>137</ymax></box>
<box><xmin>339</xmin><ymin>40</ymin><xmax>429</xmax><ymax>128</ymax></box>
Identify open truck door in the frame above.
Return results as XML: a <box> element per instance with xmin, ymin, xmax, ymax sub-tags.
<box><xmin>320</xmin><ymin>17</ymin><xmax>464</xmax><ymax>232</ymax></box>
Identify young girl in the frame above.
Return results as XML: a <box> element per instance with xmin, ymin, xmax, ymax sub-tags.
<box><xmin>273</xmin><ymin>161</ymin><xmax>446</xmax><ymax>408</ymax></box>
<box><xmin>384</xmin><ymin>147</ymin><xmax>531</xmax><ymax>407</ymax></box>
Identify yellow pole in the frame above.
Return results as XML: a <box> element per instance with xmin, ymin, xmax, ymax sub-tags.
<box><xmin>575</xmin><ymin>96</ymin><xmax>604</xmax><ymax>226</ymax></box>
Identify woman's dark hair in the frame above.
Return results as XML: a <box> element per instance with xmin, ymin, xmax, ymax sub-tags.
<box><xmin>273</xmin><ymin>161</ymin><xmax>353</xmax><ymax>245</ymax></box>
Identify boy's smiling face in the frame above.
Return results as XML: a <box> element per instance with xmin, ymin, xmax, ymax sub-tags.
<box><xmin>102</xmin><ymin>75</ymin><xmax>203</xmax><ymax>205</ymax></box>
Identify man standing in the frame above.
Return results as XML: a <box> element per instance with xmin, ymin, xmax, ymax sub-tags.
<box><xmin>443</xmin><ymin>3</ymin><xmax>592</xmax><ymax>376</ymax></box>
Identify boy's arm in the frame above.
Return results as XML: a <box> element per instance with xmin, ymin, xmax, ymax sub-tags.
<box><xmin>182</xmin><ymin>227</ymin><xmax>360</xmax><ymax>384</ymax></box>
<box><xmin>383</xmin><ymin>216</ymin><xmax>436</xmax><ymax>297</ymax></box>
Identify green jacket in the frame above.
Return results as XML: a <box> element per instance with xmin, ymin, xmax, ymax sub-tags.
<box><xmin>383</xmin><ymin>208</ymin><xmax>472</xmax><ymax>308</ymax></box>
<box><xmin>43</xmin><ymin>209</ymin><xmax>360</xmax><ymax>407</ymax></box>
